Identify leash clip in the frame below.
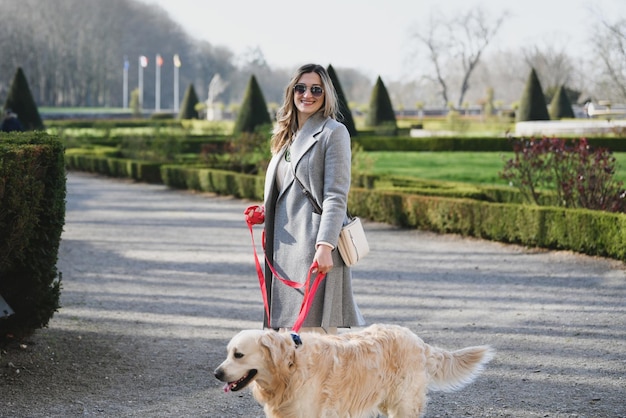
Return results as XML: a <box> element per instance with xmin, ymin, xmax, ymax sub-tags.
<box><xmin>290</xmin><ymin>331</ymin><xmax>302</xmax><ymax>347</ymax></box>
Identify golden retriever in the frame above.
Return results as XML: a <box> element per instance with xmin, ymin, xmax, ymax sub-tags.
<box><xmin>214</xmin><ymin>324</ymin><xmax>494</xmax><ymax>418</ymax></box>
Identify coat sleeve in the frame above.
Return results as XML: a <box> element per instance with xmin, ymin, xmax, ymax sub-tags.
<box><xmin>315</xmin><ymin>121</ymin><xmax>351</xmax><ymax>247</ymax></box>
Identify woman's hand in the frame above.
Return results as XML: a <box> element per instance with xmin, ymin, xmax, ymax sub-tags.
<box><xmin>313</xmin><ymin>243</ymin><xmax>334</xmax><ymax>274</ymax></box>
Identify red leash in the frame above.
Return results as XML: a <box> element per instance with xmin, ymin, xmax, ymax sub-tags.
<box><xmin>291</xmin><ymin>263</ymin><xmax>327</xmax><ymax>332</ymax></box>
<box><xmin>244</xmin><ymin>205</ymin><xmax>326</xmax><ymax>332</ymax></box>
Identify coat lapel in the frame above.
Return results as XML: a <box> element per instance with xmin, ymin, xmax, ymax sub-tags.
<box><xmin>266</xmin><ymin>113</ymin><xmax>329</xmax><ymax>204</ymax></box>
<box><xmin>288</xmin><ymin>113</ymin><xmax>328</xmax><ymax>174</ymax></box>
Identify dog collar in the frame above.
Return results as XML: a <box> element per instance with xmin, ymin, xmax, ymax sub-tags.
<box><xmin>290</xmin><ymin>331</ymin><xmax>302</xmax><ymax>347</ymax></box>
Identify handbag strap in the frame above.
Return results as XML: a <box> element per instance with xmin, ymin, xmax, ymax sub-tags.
<box><xmin>291</xmin><ymin>167</ymin><xmax>353</xmax><ymax>219</ymax></box>
<box><xmin>292</xmin><ymin>171</ymin><xmax>323</xmax><ymax>215</ymax></box>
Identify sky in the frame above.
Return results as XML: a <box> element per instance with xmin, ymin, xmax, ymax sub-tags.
<box><xmin>139</xmin><ymin>0</ymin><xmax>624</xmax><ymax>82</ymax></box>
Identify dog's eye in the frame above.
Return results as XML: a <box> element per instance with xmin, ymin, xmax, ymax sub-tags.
<box><xmin>234</xmin><ymin>352</ymin><xmax>244</xmax><ymax>359</ymax></box>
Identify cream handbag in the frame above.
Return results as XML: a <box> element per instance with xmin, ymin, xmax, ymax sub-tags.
<box><xmin>293</xmin><ymin>174</ymin><xmax>369</xmax><ymax>266</ymax></box>
<box><xmin>337</xmin><ymin>216</ymin><xmax>370</xmax><ymax>266</ymax></box>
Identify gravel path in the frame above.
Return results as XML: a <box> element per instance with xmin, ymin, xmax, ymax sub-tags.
<box><xmin>1</xmin><ymin>172</ymin><xmax>625</xmax><ymax>417</ymax></box>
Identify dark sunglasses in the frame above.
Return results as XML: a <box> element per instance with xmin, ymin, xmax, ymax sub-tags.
<box><xmin>294</xmin><ymin>83</ymin><xmax>324</xmax><ymax>97</ymax></box>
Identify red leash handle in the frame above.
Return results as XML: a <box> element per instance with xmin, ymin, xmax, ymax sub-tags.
<box><xmin>244</xmin><ymin>205</ymin><xmax>265</xmax><ymax>225</ymax></box>
<box><xmin>244</xmin><ymin>205</ymin><xmax>270</xmax><ymax>322</ymax></box>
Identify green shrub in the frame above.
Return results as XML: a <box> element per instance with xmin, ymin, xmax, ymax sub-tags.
<box><xmin>178</xmin><ymin>84</ymin><xmax>200</xmax><ymax>120</ymax></box>
<box><xmin>349</xmin><ymin>188</ymin><xmax>626</xmax><ymax>261</ymax></box>
<box><xmin>130</xmin><ymin>88</ymin><xmax>142</xmax><ymax>118</ymax></box>
<box><xmin>549</xmin><ymin>85</ymin><xmax>575</xmax><ymax>120</ymax></box>
<box><xmin>327</xmin><ymin>64</ymin><xmax>357</xmax><ymax>136</ymax></box>
<box><xmin>222</xmin><ymin>131</ymin><xmax>271</xmax><ymax>175</ymax></box>
<box><xmin>63</xmin><ymin>145</ymin><xmax>626</xmax><ymax>262</ymax></box>
<box><xmin>233</xmin><ymin>75</ymin><xmax>271</xmax><ymax>135</ymax></box>
<box><xmin>150</xmin><ymin>112</ymin><xmax>175</xmax><ymax>120</ymax></box>
<box><xmin>3</xmin><ymin>67</ymin><xmax>45</xmax><ymax>131</ymax></box>
<box><xmin>517</xmin><ymin>67</ymin><xmax>550</xmax><ymax>122</ymax></box>
<box><xmin>0</xmin><ymin>132</ymin><xmax>65</xmax><ymax>340</ymax></box>
<box><xmin>366</xmin><ymin>76</ymin><xmax>397</xmax><ymax>130</ymax></box>
<box><xmin>160</xmin><ymin>165</ymin><xmax>263</xmax><ymax>199</ymax></box>
<box><xmin>445</xmin><ymin>108</ymin><xmax>470</xmax><ymax>132</ymax></box>
<box><xmin>501</xmin><ymin>137</ymin><xmax>625</xmax><ymax>212</ymax></box>
<box><xmin>354</xmin><ymin>135</ymin><xmax>514</xmax><ymax>152</ymax></box>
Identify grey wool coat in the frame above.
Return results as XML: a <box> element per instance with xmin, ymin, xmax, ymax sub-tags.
<box><xmin>263</xmin><ymin>112</ymin><xmax>366</xmax><ymax>329</ymax></box>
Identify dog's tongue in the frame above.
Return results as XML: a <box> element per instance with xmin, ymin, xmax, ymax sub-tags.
<box><xmin>223</xmin><ymin>382</ymin><xmax>233</xmax><ymax>393</ymax></box>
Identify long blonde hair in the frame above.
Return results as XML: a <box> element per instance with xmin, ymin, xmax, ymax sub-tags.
<box><xmin>270</xmin><ymin>64</ymin><xmax>340</xmax><ymax>154</ymax></box>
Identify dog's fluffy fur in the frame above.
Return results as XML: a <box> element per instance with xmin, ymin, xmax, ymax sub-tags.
<box><xmin>214</xmin><ymin>324</ymin><xmax>494</xmax><ymax>418</ymax></box>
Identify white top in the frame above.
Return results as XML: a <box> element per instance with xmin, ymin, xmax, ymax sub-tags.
<box><xmin>276</xmin><ymin>146</ymin><xmax>290</xmax><ymax>191</ymax></box>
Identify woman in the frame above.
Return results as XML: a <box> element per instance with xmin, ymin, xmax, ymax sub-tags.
<box><xmin>263</xmin><ymin>64</ymin><xmax>365</xmax><ymax>334</ymax></box>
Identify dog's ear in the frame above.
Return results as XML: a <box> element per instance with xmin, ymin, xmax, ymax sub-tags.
<box><xmin>259</xmin><ymin>331</ymin><xmax>297</xmax><ymax>375</ymax></box>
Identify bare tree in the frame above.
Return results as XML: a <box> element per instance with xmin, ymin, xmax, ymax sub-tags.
<box><xmin>412</xmin><ymin>7</ymin><xmax>508</xmax><ymax>108</ymax></box>
<box><xmin>470</xmin><ymin>50</ymin><xmax>525</xmax><ymax>107</ymax></box>
<box><xmin>0</xmin><ymin>0</ymin><xmax>235</xmax><ymax>108</ymax></box>
<box><xmin>332</xmin><ymin>68</ymin><xmax>373</xmax><ymax>106</ymax></box>
<box><xmin>522</xmin><ymin>44</ymin><xmax>584</xmax><ymax>103</ymax></box>
<box><xmin>591</xmin><ymin>16</ymin><xmax>626</xmax><ymax>101</ymax></box>
<box><xmin>523</xmin><ymin>45</ymin><xmax>576</xmax><ymax>91</ymax></box>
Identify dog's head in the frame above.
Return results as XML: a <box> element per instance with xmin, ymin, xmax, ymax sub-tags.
<box><xmin>214</xmin><ymin>329</ymin><xmax>297</xmax><ymax>393</ymax></box>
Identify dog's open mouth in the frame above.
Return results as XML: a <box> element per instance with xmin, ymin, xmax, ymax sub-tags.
<box><xmin>224</xmin><ymin>369</ymin><xmax>257</xmax><ymax>392</ymax></box>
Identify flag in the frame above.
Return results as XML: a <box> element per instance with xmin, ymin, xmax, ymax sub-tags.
<box><xmin>173</xmin><ymin>54</ymin><xmax>182</xmax><ymax>68</ymax></box>
<box><xmin>156</xmin><ymin>54</ymin><xmax>164</xmax><ymax>67</ymax></box>
<box><xmin>140</xmin><ymin>55</ymin><xmax>148</xmax><ymax>68</ymax></box>
<box><xmin>124</xmin><ymin>56</ymin><xmax>129</xmax><ymax>70</ymax></box>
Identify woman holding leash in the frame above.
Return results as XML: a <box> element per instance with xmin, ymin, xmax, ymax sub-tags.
<box><xmin>261</xmin><ymin>63</ymin><xmax>365</xmax><ymax>334</ymax></box>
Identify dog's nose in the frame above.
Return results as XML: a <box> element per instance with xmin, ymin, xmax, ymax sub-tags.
<box><xmin>214</xmin><ymin>368</ymin><xmax>224</xmax><ymax>380</ymax></box>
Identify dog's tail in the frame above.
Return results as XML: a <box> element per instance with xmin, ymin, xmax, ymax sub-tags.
<box><xmin>426</xmin><ymin>344</ymin><xmax>494</xmax><ymax>392</ymax></box>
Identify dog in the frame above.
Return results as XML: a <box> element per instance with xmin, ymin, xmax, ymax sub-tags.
<box><xmin>214</xmin><ymin>324</ymin><xmax>494</xmax><ymax>417</ymax></box>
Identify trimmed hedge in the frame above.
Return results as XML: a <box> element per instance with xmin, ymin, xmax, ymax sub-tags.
<box><xmin>549</xmin><ymin>85</ymin><xmax>575</xmax><ymax>120</ymax></box>
<box><xmin>353</xmin><ymin>135</ymin><xmax>626</xmax><ymax>152</ymax></box>
<box><xmin>45</xmin><ymin>118</ymin><xmax>183</xmax><ymax>129</ymax></box>
<box><xmin>178</xmin><ymin>84</ymin><xmax>200</xmax><ymax>120</ymax></box>
<box><xmin>161</xmin><ymin>165</ymin><xmax>263</xmax><ymax>199</ymax></box>
<box><xmin>3</xmin><ymin>67</ymin><xmax>45</xmax><ymax>131</ymax></box>
<box><xmin>57</xmin><ymin>132</ymin><xmax>230</xmax><ymax>154</ymax></box>
<box><xmin>349</xmin><ymin>189</ymin><xmax>626</xmax><ymax>261</ymax></box>
<box><xmin>0</xmin><ymin>132</ymin><xmax>65</xmax><ymax>339</ymax></box>
<box><xmin>367</xmin><ymin>76</ymin><xmax>397</xmax><ymax>129</ymax></box>
<box><xmin>355</xmin><ymin>136</ymin><xmax>515</xmax><ymax>152</ymax></box>
<box><xmin>517</xmin><ymin>67</ymin><xmax>550</xmax><ymax>122</ymax></box>
<box><xmin>65</xmin><ymin>153</ymin><xmax>162</xmax><ymax>184</ymax></box>
<box><xmin>233</xmin><ymin>75</ymin><xmax>271</xmax><ymax>135</ymax></box>
<box><xmin>64</xmin><ymin>152</ymin><xmax>626</xmax><ymax>262</ymax></box>
<box><xmin>327</xmin><ymin>64</ymin><xmax>357</xmax><ymax>137</ymax></box>
<box><xmin>374</xmin><ymin>175</ymin><xmax>560</xmax><ymax>206</ymax></box>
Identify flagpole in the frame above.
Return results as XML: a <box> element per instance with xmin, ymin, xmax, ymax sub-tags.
<box><xmin>155</xmin><ymin>54</ymin><xmax>161</xmax><ymax>112</ymax></box>
<box><xmin>123</xmin><ymin>56</ymin><xmax>129</xmax><ymax>109</ymax></box>
<box><xmin>138</xmin><ymin>56</ymin><xmax>144</xmax><ymax>111</ymax></box>
<box><xmin>174</xmin><ymin>65</ymin><xmax>179</xmax><ymax>113</ymax></box>
<box><xmin>173</xmin><ymin>54</ymin><xmax>181</xmax><ymax>113</ymax></box>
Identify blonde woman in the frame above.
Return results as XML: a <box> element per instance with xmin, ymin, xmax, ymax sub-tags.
<box><xmin>262</xmin><ymin>64</ymin><xmax>365</xmax><ymax>334</ymax></box>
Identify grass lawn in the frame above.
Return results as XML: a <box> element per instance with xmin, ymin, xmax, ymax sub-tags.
<box><xmin>368</xmin><ymin>151</ymin><xmax>626</xmax><ymax>186</ymax></box>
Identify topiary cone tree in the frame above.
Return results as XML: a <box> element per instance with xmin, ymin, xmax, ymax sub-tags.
<box><xmin>366</xmin><ymin>76</ymin><xmax>397</xmax><ymax>129</ymax></box>
<box><xmin>327</xmin><ymin>64</ymin><xmax>357</xmax><ymax>137</ymax></box>
<box><xmin>3</xmin><ymin>67</ymin><xmax>44</xmax><ymax>131</ymax></box>
<box><xmin>234</xmin><ymin>75</ymin><xmax>271</xmax><ymax>134</ymax></box>
<box><xmin>178</xmin><ymin>83</ymin><xmax>200</xmax><ymax>120</ymax></box>
<box><xmin>517</xmin><ymin>67</ymin><xmax>550</xmax><ymax>122</ymax></box>
<box><xmin>549</xmin><ymin>84</ymin><xmax>575</xmax><ymax>120</ymax></box>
